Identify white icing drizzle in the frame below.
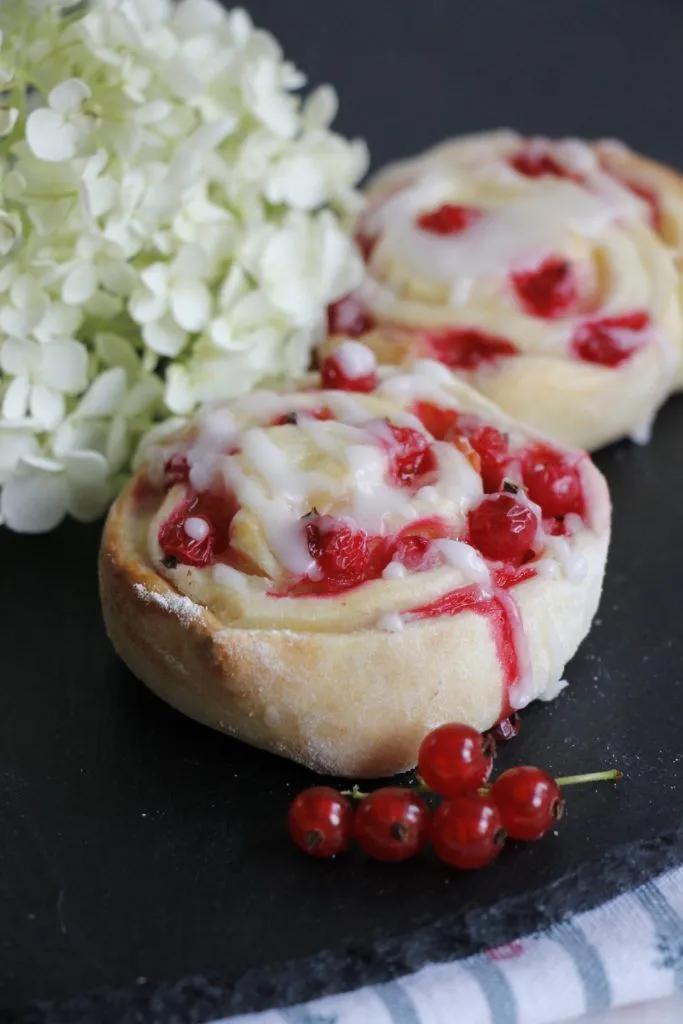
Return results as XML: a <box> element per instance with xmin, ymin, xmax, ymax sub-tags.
<box><xmin>184</xmin><ymin>516</ymin><xmax>210</xmax><ymax>542</ymax></box>
<box><xmin>195</xmin><ymin>406</ymin><xmax>237</xmax><ymax>448</ymax></box>
<box><xmin>319</xmin><ymin>391</ymin><xmax>373</xmax><ymax>423</ymax></box>
<box><xmin>333</xmin><ymin>339</ymin><xmax>377</xmax><ymax>377</ymax></box>
<box><xmin>378</xmin><ymin>611</ymin><xmax>404</xmax><ymax>633</ymax></box>
<box><xmin>369</xmin><ymin>168</ymin><xmax>640</xmax><ymax>291</ymax></box>
<box><xmin>382</xmin><ymin>560</ymin><xmax>408</xmax><ymax>580</ymax></box>
<box><xmin>544</xmin><ymin>534</ymin><xmax>588</xmax><ymax>583</ymax></box>
<box><xmin>222</xmin><ymin>455</ymin><xmax>318</xmax><ymax>577</ymax></box>
<box><xmin>434</xmin><ymin>539</ymin><xmax>492</xmax><ymax>590</ymax></box>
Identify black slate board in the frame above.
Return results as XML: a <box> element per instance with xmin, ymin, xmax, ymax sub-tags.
<box><xmin>3</xmin><ymin>1</ymin><xmax>683</xmax><ymax>1021</ymax></box>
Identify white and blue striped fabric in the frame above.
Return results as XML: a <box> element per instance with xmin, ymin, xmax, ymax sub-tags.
<box><xmin>216</xmin><ymin>866</ymin><xmax>683</xmax><ymax>1024</ymax></box>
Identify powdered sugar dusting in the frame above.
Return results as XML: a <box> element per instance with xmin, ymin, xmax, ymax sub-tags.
<box><xmin>133</xmin><ymin>582</ymin><xmax>201</xmax><ymax>626</ymax></box>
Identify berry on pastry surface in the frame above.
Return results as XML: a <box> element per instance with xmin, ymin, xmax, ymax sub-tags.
<box><xmin>99</xmin><ymin>352</ymin><xmax>610</xmax><ymax>777</ymax></box>
<box><xmin>330</xmin><ymin>130</ymin><xmax>683</xmax><ymax>452</ymax></box>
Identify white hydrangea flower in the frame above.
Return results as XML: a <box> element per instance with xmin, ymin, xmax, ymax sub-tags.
<box><xmin>0</xmin><ymin>0</ymin><xmax>367</xmax><ymax>532</ymax></box>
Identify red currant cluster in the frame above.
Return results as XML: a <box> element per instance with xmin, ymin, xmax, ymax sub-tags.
<box><xmin>288</xmin><ymin>720</ymin><xmax>621</xmax><ymax>869</ymax></box>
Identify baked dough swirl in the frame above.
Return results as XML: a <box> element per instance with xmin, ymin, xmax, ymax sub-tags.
<box><xmin>334</xmin><ymin>130</ymin><xmax>683</xmax><ymax>451</ymax></box>
<box><xmin>100</xmin><ymin>351</ymin><xmax>610</xmax><ymax>776</ymax></box>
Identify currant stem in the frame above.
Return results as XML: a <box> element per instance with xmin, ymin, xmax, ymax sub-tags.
<box><xmin>341</xmin><ymin>769</ymin><xmax>622</xmax><ymax>803</ymax></box>
<box><xmin>341</xmin><ymin>785</ymin><xmax>368</xmax><ymax>801</ymax></box>
<box><xmin>555</xmin><ymin>769</ymin><xmax>623</xmax><ymax>787</ymax></box>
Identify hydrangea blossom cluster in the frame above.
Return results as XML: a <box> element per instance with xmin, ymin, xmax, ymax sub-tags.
<box><xmin>0</xmin><ymin>0</ymin><xmax>367</xmax><ymax>532</ymax></box>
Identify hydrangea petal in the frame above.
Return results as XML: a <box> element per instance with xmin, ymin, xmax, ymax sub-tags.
<box><xmin>143</xmin><ymin>317</ymin><xmax>187</xmax><ymax>356</ymax></box>
<box><xmin>63</xmin><ymin>450</ymin><xmax>111</xmax><ymax>522</ymax></box>
<box><xmin>29</xmin><ymin>384</ymin><xmax>65</xmax><ymax>430</ymax></box>
<box><xmin>1</xmin><ymin>460</ymin><xmax>69</xmax><ymax>533</ymax></box>
<box><xmin>1</xmin><ymin>338</ymin><xmax>39</xmax><ymax>377</ymax></box>
<box><xmin>41</xmin><ymin>340</ymin><xmax>89</xmax><ymax>394</ymax></box>
<box><xmin>209</xmin><ymin>315</ymin><xmax>233</xmax><ymax>348</ymax></box>
<box><xmin>164</xmin><ymin>364</ymin><xmax>195</xmax><ymax>413</ymax></box>
<box><xmin>105</xmin><ymin>415</ymin><xmax>130</xmax><ymax>474</ymax></box>
<box><xmin>63</xmin><ymin>449</ymin><xmax>109</xmax><ymax>487</ymax></box>
<box><xmin>35</xmin><ymin>303</ymin><xmax>83</xmax><ymax>344</ymax></box>
<box><xmin>49</xmin><ymin>78</ymin><xmax>91</xmax><ymax>115</ymax></box>
<box><xmin>95</xmin><ymin>333</ymin><xmax>140</xmax><ymax>376</ymax></box>
<box><xmin>170</xmin><ymin>278</ymin><xmax>211</xmax><ymax>331</ymax></box>
<box><xmin>0</xmin><ymin>213</ymin><xmax>22</xmax><ymax>256</ymax></box>
<box><xmin>140</xmin><ymin>263</ymin><xmax>170</xmax><ymax>296</ymax></box>
<box><xmin>52</xmin><ymin>417</ymin><xmax>107</xmax><ymax>458</ymax></box>
<box><xmin>121</xmin><ymin>375</ymin><xmax>162</xmax><ymax>417</ymax></box>
<box><xmin>62</xmin><ymin>264</ymin><xmax>98</xmax><ymax>305</ymax></box>
<box><xmin>174</xmin><ymin>0</ymin><xmax>225</xmax><ymax>33</ymax></box>
<box><xmin>0</xmin><ymin>427</ymin><xmax>40</xmax><ymax>485</ymax></box>
<box><xmin>129</xmin><ymin>287</ymin><xmax>167</xmax><ymax>325</ymax></box>
<box><xmin>2</xmin><ymin>375</ymin><xmax>31</xmax><ymax>420</ymax></box>
<box><xmin>76</xmin><ymin>367</ymin><xmax>128</xmax><ymax>418</ymax></box>
<box><xmin>25</xmin><ymin>108</ymin><xmax>78</xmax><ymax>162</ymax></box>
<box><xmin>302</xmin><ymin>85</ymin><xmax>337</xmax><ymax>131</ymax></box>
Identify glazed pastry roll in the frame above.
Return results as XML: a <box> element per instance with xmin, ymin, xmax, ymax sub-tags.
<box><xmin>330</xmin><ymin>130</ymin><xmax>683</xmax><ymax>451</ymax></box>
<box><xmin>100</xmin><ymin>347</ymin><xmax>610</xmax><ymax>777</ymax></box>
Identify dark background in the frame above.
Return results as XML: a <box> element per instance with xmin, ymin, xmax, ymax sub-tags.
<box><xmin>248</xmin><ymin>0</ymin><xmax>683</xmax><ymax>174</ymax></box>
<box><xmin>3</xmin><ymin>2</ymin><xmax>683</xmax><ymax>1021</ymax></box>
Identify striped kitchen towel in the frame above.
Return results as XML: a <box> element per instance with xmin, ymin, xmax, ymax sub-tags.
<box><xmin>217</xmin><ymin>866</ymin><xmax>683</xmax><ymax>1024</ymax></box>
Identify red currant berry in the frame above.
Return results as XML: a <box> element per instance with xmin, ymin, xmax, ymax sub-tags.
<box><xmin>425</xmin><ymin>326</ymin><xmax>517</xmax><ymax>370</ymax></box>
<box><xmin>571</xmin><ymin>311</ymin><xmax>649</xmax><ymax>368</ymax></box>
<box><xmin>305</xmin><ymin>521</ymin><xmax>390</xmax><ymax>592</ymax></box>
<box><xmin>602</xmin><ymin>161</ymin><xmax>664</xmax><ymax>232</ymax></box>
<box><xmin>491</xmin><ymin>766</ymin><xmax>565</xmax><ymax>841</ymax></box>
<box><xmin>386</xmin><ymin>424</ymin><xmax>436</xmax><ymax>486</ymax></box>
<box><xmin>468</xmin><ymin>493</ymin><xmax>537</xmax><ymax>566</ymax></box>
<box><xmin>416</xmin><ymin>203</ymin><xmax>482</xmax><ymax>235</ymax></box>
<box><xmin>158</xmin><ymin>490</ymin><xmax>236</xmax><ymax>568</ymax></box>
<box><xmin>354</xmin><ymin>787</ymin><xmax>430</xmax><ymax>862</ymax></box>
<box><xmin>356</xmin><ymin>230</ymin><xmax>377</xmax><ymax>261</ymax></box>
<box><xmin>412</xmin><ymin>401</ymin><xmax>460</xmax><ymax>441</ymax></box>
<box><xmin>393</xmin><ymin>532</ymin><xmax>431</xmax><ymax>570</ymax></box>
<box><xmin>509</xmin><ymin>148</ymin><xmax>573</xmax><ymax>180</ymax></box>
<box><xmin>492</xmin><ymin>713</ymin><xmax>521</xmax><ymax>743</ymax></box>
<box><xmin>288</xmin><ymin>786</ymin><xmax>353</xmax><ymax>858</ymax></box>
<box><xmin>418</xmin><ymin>722</ymin><xmax>495</xmax><ymax>798</ymax></box>
<box><xmin>320</xmin><ymin>345</ymin><xmax>378</xmax><ymax>393</ymax></box>
<box><xmin>164</xmin><ymin>453</ymin><xmax>190</xmax><ymax>488</ymax></box>
<box><xmin>467</xmin><ymin>425</ymin><xmax>510</xmax><ymax>493</ymax></box>
<box><xmin>625</xmin><ymin>180</ymin><xmax>663</xmax><ymax>232</ymax></box>
<box><xmin>521</xmin><ymin>445</ymin><xmax>583</xmax><ymax>519</ymax></box>
<box><xmin>327</xmin><ymin>294</ymin><xmax>375</xmax><ymax>337</ymax></box>
<box><xmin>392</xmin><ymin>518</ymin><xmax>450</xmax><ymax>571</ymax></box>
<box><xmin>432</xmin><ymin>794</ymin><xmax>506</xmax><ymax>869</ymax></box>
<box><xmin>511</xmin><ymin>256</ymin><xmax>577</xmax><ymax>319</ymax></box>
